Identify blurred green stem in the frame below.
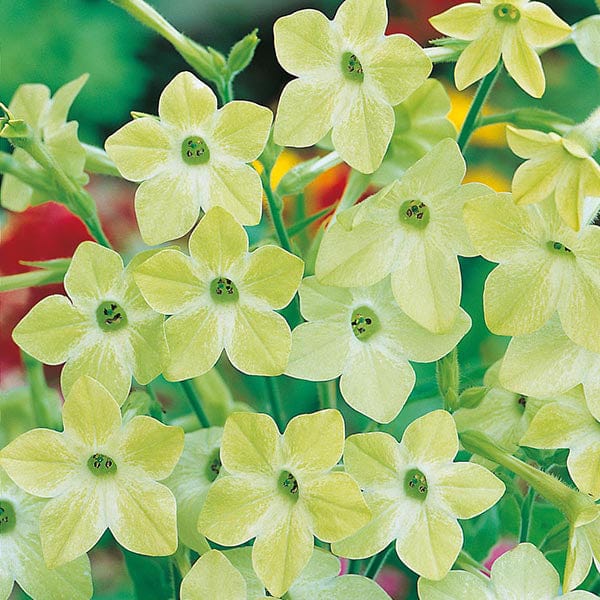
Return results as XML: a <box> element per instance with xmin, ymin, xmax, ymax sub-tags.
<box><xmin>265</xmin><ymin>376</ymin><xmax>285</xmax><ymax>431</ymax></box>
<box><xmin>180</xmin><ymin>380</ymin><xmax>210</xmax><ymax>428</ymax></box>
<box><xmin>83</xmin><ymin>144</ymin><xmax>121</xmax><ymax>177</ymax></box>
<box><xmin>317</xmin><ymin>380</ymin><xmax>337</xmax><ymax>410</ymax></box>
<box><xmin>364</xmin><ymin>544</ymin><xmax>393</xmax><ymax>580</ymax></box>
<box><xmin>21</xmin><ymin>352</ymin><xmax>52</xmax><ymax>429</ymax></box>
<box><xmin>259</xmin><ymin>167</ymin><xmax>294</xmax><ymax>254</ymax></box>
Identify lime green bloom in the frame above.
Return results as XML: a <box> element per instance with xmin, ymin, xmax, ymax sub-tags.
<box><xmin>198</xmin><ymin>410</ymin><xmax>370</xmax><ymax>597</ymax></box>
<box><xmin>0</xmin><ymin>377</ymin><xmax>184</xmax><ymax>567</ymax></box>
<box><xmin>134</xmin><ymin>207</ymin><xmax>304</xmax><ymax>379</ymax></box>
<box><xmin>164</xmin><ymin>427</ymin><xmax>224</xmax><ymax>552</ymax></box>
<box><xmin>507</xmin><ymin>126</ymin><xmax>600</xmax><ymax>231</ymax></box>
<box><xmin>105</xmin><ymin>71</ymin><xmax>272</xmax><ymax>245</ymax></box>
<box><xmin>316</xmin><ymin>139</ymin><xmax>490</xmax><ymax>333</ymax></box>
<box><xmin>565</xmin><ymin>514</ymin><xmax>600</xmax><ymax>591</ymax></box>
<box><xmin>286</xmin><ymin>276</ymin><xmax>471</xmax><ymax>423</ymax></box>
<box><xmin>500</xmin><ymin>316</ymin><xmax>600</xmax><ymax>423</ymax></box>
<box><xmin>12</xmin><ymin>241</ymin><xmax>167</xmax><ymax>405</ymax></box>
<box><xmin>521</xmin><ymin>386</ymin><xmax>600</xmax><ymax>499</ymax></box>
<box><xmin>418</xmin><ymin>542</ymin><xmax>597</xmax><ymax>599</ymax></box>
<box><xmin>430</xmin><ymin>0</ymin><xmax>571</xmax><ymax>98</ymax></box>
<box><xmin>0</xmin><ymin>467</ymin><xmax>92</xmax><ymax>600</ymax></box>
<box><xmin>332</xmin><ymin>410</ymin><xmax>505</xmax><ymax>580</ymax></box>
<box><xmin>464</xmin><ymin>195</ymin><xmax>600</xmax><ymax>355</ymax></box>
<box><xmin>373</xmin><ymin>79</ymin><xmax>457</xmax><ymax>186</ymax></box>
<box><xmin>272</xmin><ymin>0</ymin><xmax>431</xmax><ymax>174</ymax></box>
<box><xmin>0</xmin><ymin>75</ymin><xmax>88</xmax><ymax>211</ymax></box>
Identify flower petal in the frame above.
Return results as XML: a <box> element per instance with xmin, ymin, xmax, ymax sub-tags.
<box><xmin>402</xmin><ymin>410</ymin><xmax>458</xmax><ymax>465</ymax></box>
<box><xmin>454</xmin><ymin>28</ymin><xmax>502</xmax><ymax>91</ymax></box>
<box><xmin>8</xmin><ymin>83</ymin><xmax>50</xmax><ymax>127</ymax></box>
<box><xmin>344</xmin><ymin>432</ymin><xmax>402</xmax><ymax>488</ymax></box>
<box><xmin>502</xmin><ymin>27</ymin><xmax>545</xmax><ymax>98</ymax></box>
<box><xmin>569</xmin><ymin>443</ymin><xmax>600</xmax><ymax>500</ymax></box>
<box><xmin>298</xmin><ymin>276</ymin><xmax>354</xmax><ymax>321</ymax></box>
<box><xmin>128</xmin><ymin>316</ymin><xmax>166</xmax><ymax>385</ymax></box>
<box><xmin>105</xmin><ymin>117</ymin><xmax>171</xmax><ymax>181</ymax></box>
<box><xmin>12</xmin><ymin>295</ymin><xmax>87</xmax><ymax>364</ymax></box>
<box><xmin>429</xmin><ymin>4</ymin><xmax>489</xmax><ymax>40</ymax></box>
<box><xmin>180</xmin><ymin>550</ymin><xmax>246</xmax><ymax>600</ymax></box>
<box><xmin>506</xmin><ymin>125</ymin><xmax>555</xmax><ymax>159</ymax></box>
<box><xmin>417</xmin><ymin>571</ymin><xmax>491</xmax><ymax>598</ymax></box>
<box><xmin>333</xmin><ymin>0</ymin><xmax>387</xmax><ymax>46</ymax></box>
<box><xmin>521</xmin><ymin>2</ymin><xmax>571</xmax><ymax>47</ymax></box>
<box><xmin>564</xmin><ymin>524</ymin><xmax>594</xmax><ymax>592</ymax></box>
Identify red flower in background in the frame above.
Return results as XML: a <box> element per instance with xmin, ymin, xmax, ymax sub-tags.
<box><xmin>387</xmin><ymin>0</ymin><xmax>464</xmax><ymax>43</ymax></box>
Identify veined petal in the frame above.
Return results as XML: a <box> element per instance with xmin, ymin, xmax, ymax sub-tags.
<box><xmin>274</xmin><ymin>77</ymin><xmax>337</xmax><ymax>148</ymax></box>
<box><xmin>158</xmin><ymin>71</ymin><xmax>217</xmax><ymax>129</ymax></box>
<box><xmin>180</xmin><ymin>550</ymin><xmax>246</xmax><ymax>600</ymax></box>
<box><xmin>128</xmin><ymin>316</ymin><xmax>166</xmax><ymax>385</ymax></box>
<box><xmin>226</xmin><ymin>307</ymin><xmax>291</xmax><ymax>376</ymax></box>
<box><xmin>8</xmin><ymin>83</ymin><xmax>50</xmax><ymax>129</ymax></box>
<box><xmin>511</xmin><ymin>152</ymin><xmax>563</xmax><ymax>206</ymax></box>
<box><xmin>569</xmin><ymin>443</ymin><xmax>600</xmax><ymax>500</ymax></box>
<box><xmin>333</xmin><ymin>0</ymin><xmax>387</xmax><ymax>46</ymax></box>
<box><xmin>45</xmin><ymin>74</ymin><xmax>88</xmax><ymax>131</ymax></box>
<box><xmin>521</xmin><ymin>2</ymin><xmax>571</xmax><ymax>47</ymax></box>
<box><xmin>164</xmin><ymin>308</ymin><xmax>223</xmax><ymax>381</ymax></box>
<box><xmin>502</xmin><ymin>26</ymin><xmax>545</xmax><ymax>98</ymax></box>
<box><xmin>506</xmin><ymin>125</ymin><xmax>556</xmax><ymax>159</ymax></box>
<box><xmin>105</xmin><ymin>118</ymin><xmax>171</xmax><ymax>182</ymax></box>
<box><xmin>0</xmin><ymin>571</ymin><xmax>12</xmax><ymax>600</ymax></box>
<box><xmin>454</xmin><ymin>28</ymin><xmax>502</xmax><ymax>90</ymax></box>
<box><xmin>564</xmin><ymin>524</ymin><xmax>594</xmax><ymax>592</ymax></box>
<box><xmin>344</xmin><ymin>432</ymin><xmax>402</xmax><ymax>488</ymax></box>
<box><xmin>118</xmin><ymin>416</ymin><xmax>184</xmax><ymax>480</ymax></box>
<box><xmin>12</xmin><ymin>295</ymin><xmax>87</xmax><ymax>364</ymax></box>
<box><xmin>242</xmin><ymin>245</ymin><xmax>304</xmax><ymax>309</ymax></box>
<box><xmin>298</xmin><ymin>276</ymin><xmax>353</xmax><ymax>321</ymax></box>
<box><xmin>331</xmin><ymin>89</ymin><xmax>394</xmax><ymax>174</ymax></box>
<box><xmin>402</xmin><ymin>410</ymin><xmax>458</xmax><ymax>465</ymax></box>
<box><xmin>429</xmin><ymin>4</ymin><xmax>489</xmax><ymax>40</ymax></box>
<box><xmin>562</xmin><ymin>267</ymin><xmax>600</xmax><ymax>353</ymax></box>
<box><xmin>1</xmin><ymin>156</ymin><xmax>36</xmax><ymax>211</ymax></box>
<box><xmin>274</xmin><ymin>9</ymin><xmax>338</xmax><ymax>77</ymax></box>
<box><xmin>417</xmin><ymin>571</ymin><xmax>491</xmax><ymax>599</ymax></box>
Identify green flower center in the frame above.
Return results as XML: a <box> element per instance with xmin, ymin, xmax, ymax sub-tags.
<box><xmin>206</xmin><ymin>449</ymin><xmax>222</xmax><ymax>483</ymax></box>
<box><xmin>87</xmin><ymin>453</ymin><xmax>118</xmax><ymax>476</ymax></box>
<box><xmin>405</xmin><ymin>469</ymin><xmax>428</xmax><ymax>500</ymax></box>
<box><xmin>96</xmin><ymin>301</ymin><xmax>128</xmax><ymax>332</ymax></box>
<box><xmin>210</xmin><ymin>277</ymin><xmax>239</xmax><ymax>303</ymax></box>
<box><xmin>399</xmin><ymin>200</ymin><xmax>430</xmax><ymax>229</ymax></box>
<box><xmin>493</xmin><ymin>3</ymin><xmax>521</xmax><ymax>22</ymax></box>
<box><xmin>517</xmin><ymin>395</ymin><xmax>527</xmax><ymax>412</ymax></box>
<box><xmin>341</xmin><ymin>51</ymin><xmax>364</xmax><ymax>82</ymax></box>
<box><xmin>548</xmin><ymin>241</ymin><xmax>573</xmax><ymax>255</ymax></box>
<box><xmin>0</xmin><ymin>500</ymin><xmax>16</xmax><ymax>534</ymax></box>
<box><xmin>181</xmin><ymin>136</ymin><xmax>210</xmax><ymax>165</ymax></box>
<box><xmin>351</xmin><ymin>306</ymin><xmax>380</xmax><ymax>341</ymax></box>
<box><xmin>278</xmin><ymin>471</ymin><xmax>299</xmax><ymax>500</ymax></box>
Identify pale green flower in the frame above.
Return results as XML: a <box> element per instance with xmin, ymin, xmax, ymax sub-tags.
<box><xmin>373</xmin><ymin>79</ymin><xmax>457</xmax><ymax>186</ymax></box>
<box><xmin>316</xmin><ymin>139</ymin><xmax>491</xmax><ymax>333</ymax></box>
<box><xmin>430</xmin><ymin>0</ymin><xmax>571</xmax><ymax>97</ymax></box>
<box><xmin>105</xmin><ymin>71</ymin><xmax>272</xmax><ymax>245</ymax></box>
<box><xmin>418</xmin><ymin>542</ymin><xmax>598</xmax><ymax>599</ymax></box>
<box><xmin>332</xmin><ymin>410</ymin><xmax>505</xmax><ymax>580</ymax></box>
<box><xmin>500</xmin><ymin>316</ymin><xmax>600</xmax><ymax>423</ymax></box>
<box><xmin>565</xmin><ymin>514</ymin><xmax>600</xmax><ymax>591</ymax></box>
<box><xmin>464</xmin><ymin>195</ymin><xmax>600</xmax><ymax>355</ymax></box>
<box><xmin>0</xmin><ymin>75</ymin><xmax>88</xmax><ymax>211</ymax></box>
<box><xmin>134</xmin><ymin>207</ymin><xmax>304</xmax><ymax>379</ymax></box>
<box><xmin>272</xmin><ymin>0</ymin><xmax>431</xmax><ymax>174</ymax></box>
<box><xmin>0</xmin><ymin>467</ymin><xmax>92</xmax><ymax>600</ymax></box>
<box><xmin>12</xmin><ymin>241</ymin><xmax>167</xmax><ymax>405</ymax></box>
<box><xmin>286</xmin><ymin>276</ymin><xmax>471</xmax><ymax>423</ymax></box>
<box><xmin>198</xmin><ymin>410</ymin><xmax>370</xmax><ymax>597</ymax></box>
<box><xmin>507</xmin><ymin>126</ymin><xmax>600</xmax><ymax>231</ymax></box>
<box><xmin>521</xmin><ymin>386</ymin><xmax>600</xmax><ymax>499</ymax></box>
<box><xmin>0</xmin><ymin>377</ymin><xmax>184</xmax><ymax>567</ymax></box>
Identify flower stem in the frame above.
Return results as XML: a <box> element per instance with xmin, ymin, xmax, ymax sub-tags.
<box><xmin>520</xmin><ymin>486</ymin><xmax>536</xmax><ymax>543</ymax></box>
<box><xmin>21</xmin><ymin>351</ymin><xmax>53</xmax><ymax>429</ymax></box>
<box><xmin>317</xmin><ymin>380</ymin><xmax>337</xmax><ymax>410</ymax></box>
<box><xmin>455</xmin><ymin>549</ymin><xmax>490</xmax><ymax>579</ymax></box>
<box><xmin>260</xmin><ymin>168</ymin><xmax>294</xmax><ymax>254</ymax></box>
<box><xmin>83</xmin><ymin>143</ymin><xmax>121</xmax><ymax>177</ymax></box>
<box><xmin>436</xmin><ymin>347</ymin><xmax>459</xmax><ymax>412</ymax></box>
<box><xmin>330</xmin><ymin>169</ymin><xmax>371</xmax><ymax>225</ymax></box>
<box><xmin>457</xmin><ymin>63</ymin><xmax>503</xmax><ymax>152</ymax></box>
<box><xmin>179</xmin><ymin>379</ymin><xmax>210</xmax><ymax>428</ymax></box>
<box><xmin>0</xmin><ymin>151</ymin><xmax>54</xmax><ymax>194</ymax></box>
<box><xmin>364</xmin><ymin>544</ymin><xmax>394</xmax><ymax>580</ymax></box>
<box><xmin>264</xmin><ymin>376</ymin><xmax>285</xmax><ymax>431</ymax></box>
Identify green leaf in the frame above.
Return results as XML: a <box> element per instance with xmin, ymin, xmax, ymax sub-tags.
<box><xmin>122</xmin><ymin>548</ymin><xmax>176</xmax><ymax>600</ymax></box>
<box><xmin>227</xmin><ymin>29</ymin><xmax>260</xmax><ymax>79</ymax></box>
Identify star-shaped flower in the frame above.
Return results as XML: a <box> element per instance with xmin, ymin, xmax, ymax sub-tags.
<box><xmin>0</xmin><ymin>376</ymin><xmax>184</xmax><ymax>567</ymax></box>
<box><xmin>316</xmin><ymin>139</ymin><xmax>491</xmax><ymax>333</ymax></box>
<box><xmin>464</xmin><ymin>195</ymin><xmax>600</xmax><ymax>355</ymax></box>
<box><xmin>332</xmin><ymin>410</ymin><xmax>505</xmax><ymax>580</ymax></box>
<box><xmin>105</xmin><ymin>71</ymin><xmax>273</xmax><ymax>245</ymax></box>
<box><xmin>418</xmin><ymin>542</ymin><xmax>597</xmax><ymax>599</ymax></box>
<box><xmin>0</xmin><ymin>467</ymin><xmax>93</xmax><ymax>600</ymax></box>
<box><xmin>272</xmin><ymin>0</ymin><xmax>432</xmax><ymax>174</ymax></box>
<box><xmin>12</xmin><ymin>241</ymin><xmax>167</xmax><ymax>405</ymax></box>
<box><xmin>134</xmin><ymin>207</ymin><xmax>304</xmax><ymax>379</ymax></box>
<box><xmin>520</xmin><ymin>386</ymin><xmax>600</xmax><ymax>499</ymax></box>
<box><xmin>286</xmin><ymin>276</ymin><xmax>471</xmax><ymax>423</ymax></box>
<box><xmin>430</xmin><ymin>0</ymin><xmax>571</xmax><ymax>97</ymax></box>
<box><xmin>507</xmin><ymin>126</ymin><xmax>600</xmax><ymax>231</ymax></box>
<box><xmin>197</xmin><ymin>410</ymin><xmax>371</xmax><ymax>597</ymax></box>
<box><xmin>0</xmin><ymin>75</ymin><xmax>89</xmax><ymax>211</ymax></box>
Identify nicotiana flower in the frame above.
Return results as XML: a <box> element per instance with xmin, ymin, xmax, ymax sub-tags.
<box><xmin>418</xmin><ymin>542</ymin><xmax>598</xmax><ymax>599</ymax></box>
<box><xmin>565</xmin><ymin>513</ymin><xmax>600</xmax><ymax>591</ymax></box>
<box><xmin>464</xmin><ymin>195</ymin><xmax>600</xmax><ymax>355</ymax></box>
<box><xmin>316</xmin><ymin>139</ymin><xmax>491</xmax><ymax>333</ymax></box>
<box><xmin>197</xmin><ymin>410</ymin><xmax>370</xmax><ymax>597</ymax></box>
<box><xmin>12</xmin><ymin>241</ymin><xmax>167</xmax><ymax>405</ymax></box>
<box><xmin>507</xmin><ymin>125</ymin><xmax>600</xmax><ymax>231</ymax></box>
<box><xmin>430</xmin><ymin>0</ymin><xmax>571</xmax><ymax>98</ymax></box>
<box><xmin>332</xmin><ymin>410</ymin><xmax>505</xmax><ymax>580</ymax></box>
<box><xmin>272</xmin><ymin>0</ymin><xmax>432</xmax><ymax>174</ymax></box>
<box><xmin>0</xmin><ymin>467</ymin><xmax>92</xmax><ymax>600</ymax></box>
<box><xmin>105</xmin><ymin>71</ymin><xmax>272</xmax><ymax>244</ymax></box>
<box><xmin>500</xmin><ymin>316</ymin><xmax>600</xmax><ymax>423</ymax></box>
<box><xmin>0</xmin><ymin>376</ymin><xmax>184</xmax><ymax>567</ymax></box>
<box><xmin>0</xmin><ymin>75</ymin><xmax>88</xmax><ymax>211</ymax></box>
<box><xmin>521</xmin><ymin>386</ymin><xmax>600</xmax><ymax>499</ymax></box>
<box><xmin>163</xmin><ymin>427</ymin><xmax>224</xmax><ymax>552</ymax></box>
<box><xmin>134</xmin><ymin>207</ymin><xmax>304</xmax><ymax>379</ymax></box>
<box><xmin>286</xmin><ymin>276</ymin><xmax>471</xmax><ymax>423</ymax></box>
<box><xmin>372</xmin><ymin>78</ymin><xmax>457</xmax><ymax>186</ymax></box>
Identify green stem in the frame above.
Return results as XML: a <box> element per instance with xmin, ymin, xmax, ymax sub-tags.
<box><xmin>457</xmin><ymin>63</ymin><xmax>503</xmax><ymax>152</ymax></box>
<box><xmin>265</xmin><ymin>376</ymin><xmax>285</xmax><ymax>431</ymax></box>
<box><xmin>83</xmin><ymin>143</ymin><xmax>121</xmax><ymax>177</ymax></box>
<box><xmin>179</xmin><ymin>380</ymin><xmax>210</xmax><ymax>428</ymax></box>
<box><xmin>364</xmin><ymin>544</ymin><xmax>394</xmax><ymax>580</ymax></box>
<box><xmin>317</xmin><ymin>380</ymin><xmax>337</xmax><ymax>410</ymax></box>
<box><xmin>455</xmin><ymin>549</ymin><xmax>490</xmax><ymax>579</ymax></box>
<box><xmin>520</xmin><ymin>486</ymin><xmax>536</xmax><ymax>543</ymax></box>
<box><xmin>260</xmin><ymin>168</ymin><xmax>293</xmax><ymax>254</ymax></box>
<box><xmin>0</xmin><ymin>264</ymin><xmax>69</xmax><ymax>292</ymax></box>
<box><xmin>0</xmin><ymin>151</ymin><xmax>55</xmax><ymax>194</ymax></box>
<box><xmin>21</xmin><ymin>352</ymin><xmax>52</xmax><ymax>429</ymax></box>
<box><xmin>330</xmin><ymin>169</ymin><xmax>371</xmax><ymax>224</ymax></box>
<box><xmin>436</xmin><ymin>347</ymin><xmax>459</xmax><ymax>412</ymax></box>
<box><xmin>477</xmin><ymin>111</ymin><xmax>573</xmax><ymax>135</ymax></box>
<box><xmin>346</xmin><ymin>559</ymin><xmax>361</xmax><ymax>575</ymax></box>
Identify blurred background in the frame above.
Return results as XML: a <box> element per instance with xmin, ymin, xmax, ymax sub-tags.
<box><xmin>1</xmin><ymin>0</ymin><xmax>599</xmax><ymax>598</ymax></box>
